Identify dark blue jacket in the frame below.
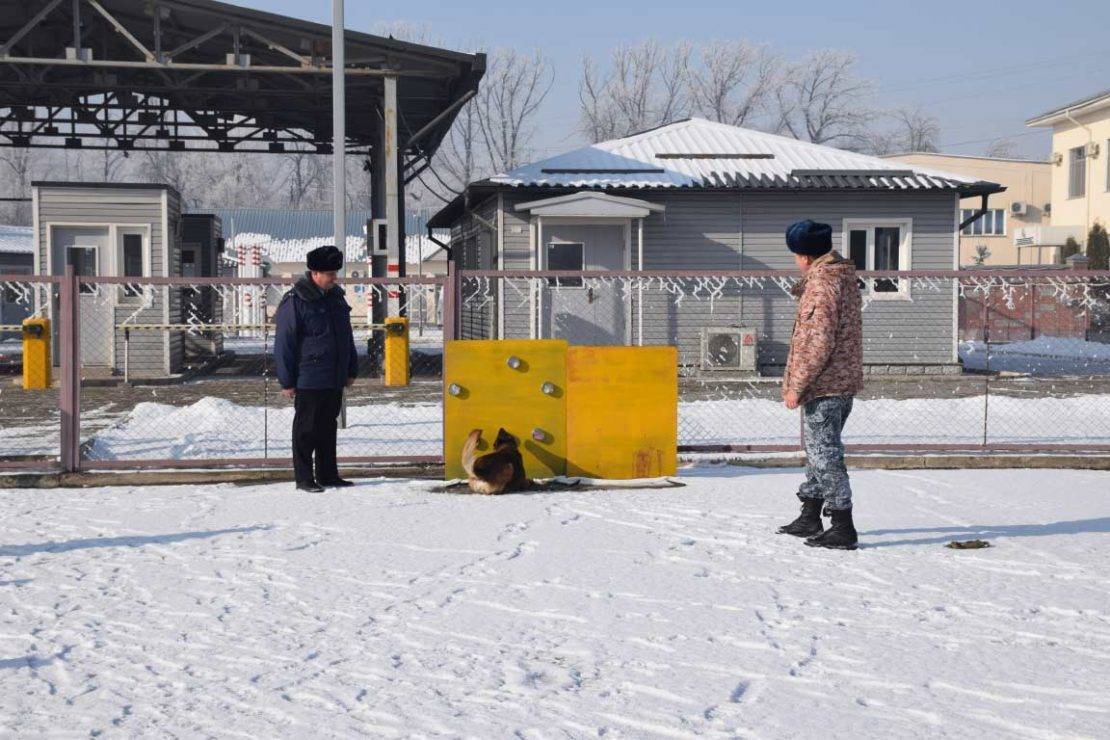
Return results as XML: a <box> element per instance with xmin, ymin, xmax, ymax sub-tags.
<box><xmin>274</xmin><ymin>274</ymin><xmax>358</xmax><ymax>390</ymax></box>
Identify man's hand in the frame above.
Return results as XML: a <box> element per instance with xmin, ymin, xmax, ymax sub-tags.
<box><xmin>281</xmin><ymin>387</ymin><xmax>296</xmax><ymax>400</ymax></box>
<box><xmin>783</xmin><ymin>391</ymin><xmax>801</xmax><ymax>410</ymax></box>
<box><xmin>345</xmin><ymin>377</ymin><xmax>355</xmax><ymax>388</ymax></box>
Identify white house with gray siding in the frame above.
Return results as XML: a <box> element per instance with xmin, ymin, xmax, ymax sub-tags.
<box><xmin>429</xmin><ymin>118</ymin><xmax>1005</xmax><ymax>373</ymax></box>
<box><xmin>32</xmin><ymin>181</ymin><xmax>189</xmax><ymax>378</ymax></box>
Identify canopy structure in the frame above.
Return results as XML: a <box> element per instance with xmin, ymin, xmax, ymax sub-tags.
<box><xmin>1</xmin><ymin>0</ymin><xmax>484</xmax><ymax>307</ymax></box>
<box><xmin>0</xmin><ymin>0</ymin><xmax>484</xmax><ymax>160</ymax></box>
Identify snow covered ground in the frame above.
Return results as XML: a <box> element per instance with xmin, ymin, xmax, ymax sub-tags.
<box><xmin>72</xmin><ymin>392</ymin><xmax>1110</xmax><ymax>461</ymax></box>
<box><xmin>960</xmin><ymin>337</ymin><xmax>1110</xmax><ymax>376</ymax></box>
<box><xmin>1</xmin><ymin>467</ymin><xmax>1108</xmax><ymax>737</ymax></box>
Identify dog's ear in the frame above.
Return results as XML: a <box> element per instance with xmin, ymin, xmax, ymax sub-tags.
<box><xmin>494</xmin><ymin>427</ymin><xmax>517</xmax><ymax>447</ymax></box>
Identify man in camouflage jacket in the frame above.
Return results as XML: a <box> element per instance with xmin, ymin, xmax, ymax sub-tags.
<box><xmin>778</xmin><ymin>220</ymin><xmax>863</xmax><ymax>550</ymax></box>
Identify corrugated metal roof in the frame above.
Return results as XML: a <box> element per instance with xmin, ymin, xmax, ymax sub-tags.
<box><xmin>193</xmin><ymin>208</ymin><xmax>373</xmax><ymax>240</ymax></box>
<box><xmin>490</xmin><ymin>118</ymin><xmax>995</xmax><ymax>192</ymax></box>
<box><xmin>0</xmin><ymin>224</ymin><xmax>33</xmax><ymax>255</ymax></box>
<box><xmin>1026</xmin><ymin>88</ymin><xmax>1110</xmax><ymax>126</ymax></box>
<box><xmin>192</xmin><ymin>207</ymin><xmax>442</xmax><ymax>240</ymax></box>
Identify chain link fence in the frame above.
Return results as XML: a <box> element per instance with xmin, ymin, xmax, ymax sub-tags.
<box><xmin>2</xmin><ymin>268</ymin><xmax>1109</xmax><ymax>473</ymax></box>
<box><xmin>460</xmin><ymin>269</ymin><xmax>1110</xmax><ymax>453</ymax></box>
<box><xmin>0</xmin><ymin>275</ymin><xmax>60</xmax><ymax>469</ymax></box>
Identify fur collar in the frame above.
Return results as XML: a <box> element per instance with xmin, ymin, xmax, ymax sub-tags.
<box><xmin>292</xmin><ymin>272</ymin><xmax>345</xmax><ymax>302</ymax></box>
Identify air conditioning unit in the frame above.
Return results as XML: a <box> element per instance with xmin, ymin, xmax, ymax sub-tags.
<box><xmin>1044</xmin><ymin>203</ymin><xmax>1052</xmax><ymax>215</ymax></box>
<box><xmin>700</xmin><ymin>327</ymin><xmax>757</xmax><ymax>372</ymax></box>
<box><xmin>1010</xmin><ymin>201</ymin><xmax>1027</xmax><ymax>216</ymax></box>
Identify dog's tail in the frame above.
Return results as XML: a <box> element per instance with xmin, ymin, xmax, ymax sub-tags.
<box><xmin>461</xmin><ymin>429</ymin><xmax>482</xmax><ymax>477</ymax></box>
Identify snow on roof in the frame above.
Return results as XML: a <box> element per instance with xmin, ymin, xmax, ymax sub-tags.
<box><xmin>225</xmin><ymin>233</ymin><xmax>447</xmax><ymax>266</ymax></box>
<box><xmin>490</xmin><ymin>118</ymin><xmax>996</xmax><ymax>192</ymax></box>
<box><xmin>0</xmin><ymin>224</ymin><xmax>33</xmax><ymax>254</ymax></box>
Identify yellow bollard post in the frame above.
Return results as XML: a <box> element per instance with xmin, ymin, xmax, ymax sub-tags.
<box><xmin>383</xmin><ymin>316</ymin><xmax>409</xmax><ymax>387</ymax></box>
<box><xmin>22</xmin><ymin>317</ymin><xmax>51</xmax><ymax>390</ymax></box>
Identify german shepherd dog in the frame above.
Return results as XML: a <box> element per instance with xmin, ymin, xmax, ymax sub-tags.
<box><xmin>461</xmin><ymin>428</ymin><xmax>531</xmax><ymax>494</ymax></box>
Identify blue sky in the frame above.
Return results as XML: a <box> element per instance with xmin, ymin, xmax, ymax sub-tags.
<box><xmin>233</xmin><ymin>0</ymin><xmax>1109</xmax><ymax>159</ymax></box>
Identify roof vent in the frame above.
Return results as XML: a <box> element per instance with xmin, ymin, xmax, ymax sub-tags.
<box><xmin>540</xmin><ymin>167</ymin><xmax>665</xmax><ymax>174</ymax></box>
<box><xmin>790</xmin><ymin>169</ymin><xmax>914</xmax><ymax>178</ymax></box>
<box><xmin>655</xmin><ymin>153</ymin><xmax>774</xmax><ymax>160</ymax></box>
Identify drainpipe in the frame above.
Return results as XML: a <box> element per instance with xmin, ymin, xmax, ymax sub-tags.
<box><xmin>426</xmin><ymin>226</ymin><xmax>452</xmax><ymax>260</ymax></box>
<box><xmin>1062</xmin><ymin>107</ymin><xmax>1095</xmax><ymax>240</ymax></box>
<box><xmin>958</xmin><ymin>193</ymin><xmax>991</xmax><ymax>231</ymax></box>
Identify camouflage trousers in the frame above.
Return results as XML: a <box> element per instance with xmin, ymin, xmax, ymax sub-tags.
<box><xmin>798</xmin><ymin>395</ymin><xmax>854</xmax><ymax>511</ymax></box>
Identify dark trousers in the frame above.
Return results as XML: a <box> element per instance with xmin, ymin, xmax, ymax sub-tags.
<box><xmin>798</xmin><ymin>395</ymin><xmax>854</xmax><ymax>511</ymax></box>
<box><xmin>292</xmin><ymin>388</ymin><xmax>343</xmax><ymax>484</ymax></box>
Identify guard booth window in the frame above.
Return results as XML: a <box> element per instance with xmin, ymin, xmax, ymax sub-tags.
<box><xmin>123</xmin><ymin>234</ymin><xmax>144</xmax><ymax>296</ymax></box>
<box><xmin>68</xmin><ymin>247</ymin><xmax>98</xmax><ymax>295</ymax></box>
<box><xmin>546</xmin><ymin>242</ymin><xmax>584</xmax><ymax>287</ymax></box>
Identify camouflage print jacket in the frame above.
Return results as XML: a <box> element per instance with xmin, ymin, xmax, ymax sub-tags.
<box><xmin>783</xmin><ymin>251</ymin><xmax>864</xmax><ymax>405</ymax></box>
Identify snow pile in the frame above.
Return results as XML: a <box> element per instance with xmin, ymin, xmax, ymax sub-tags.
<box><xmin>227</xmin><ymin>233</ymin><xmax>369</xmax><ymax>264</ymax></box>
<box><xmin>1</xmin><ymin>467</ymin><xmax>1107</xmax><ymax>735</ymax></box>
<box><xmin>83</xmin><ymin>397</ymin><xmax>440</xmax><ymax>460</ymax></box>
<box><xmin>224</xmin><ymin>233</ymin><xmax>448</xmax><ymax>266</ymax></box>
<box><xmin>76</xmin><ymin>392</ymin><xmax>1110</xmax><ymax>461</ymax></box>
<box><xmin>960</xmin><ymin>337</ymin><xmax>1110</xmax><ymax>375</ymax></box>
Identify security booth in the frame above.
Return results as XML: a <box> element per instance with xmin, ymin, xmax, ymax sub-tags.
<box><xmin>181</xmin><ymin>214</ymin><xmax>225</xmax><ymax>359</ymax></box>
<box><xmin>31</xmin><ymin>181</ymin><xmax>215</xmax><ymax>379</ymax></box>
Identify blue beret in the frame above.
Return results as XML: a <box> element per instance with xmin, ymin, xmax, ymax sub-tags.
<box><xmin>785</xmin><ymin>220</ymin><xmax>832</xmax><ymax>256</ymax></box>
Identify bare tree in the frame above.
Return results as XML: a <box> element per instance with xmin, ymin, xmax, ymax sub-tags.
<box><xmin>96</xmin><ymin>148</ymin><xmax>130</xmax><ymax>181</ymax></box>
<box><xmin>425</xmin><ymin>98</ymin><xmax>485</xmax><ymax>200</ymax></box>
<box><xmin>579</xmin><ymin>40</ymin><xmax>690</xmax><ymax>143</ymax></box>
<box><xmin>0</xmin><ymin>146</ymin><xmax>34</xmax><ymax>224</ymax></box>
<box><xmin>475</xmin><ymin>48</ymin><xmax>554</xmax><ymax>173</ymax></box>
<box><xmin>578</xmin><ymin>39</ymin><xmax>688</xmax><ymax>142</ymax></box>
<box><xmin>773</xmin><ymin>49</ymin><xmax>874</xmax><ymax>148</ymax></box>
<box><xmin>282</xmin><ymin>151</ymin><xmax>328</xmax><ymax>208</ymax></box>
<box><xmin>891</xmin><ymin>107</ymin><xmax>941</xmax><ymax>152</ymax></box>
<box><xmin>984</xmin><ymin>138</ymin><xmax>1020</xmax><ymax>159</ymax></box>
<box><xmin>687</xmin><ymin>41</ymin><xmax>780</xmax><ymax>127</ymax></box>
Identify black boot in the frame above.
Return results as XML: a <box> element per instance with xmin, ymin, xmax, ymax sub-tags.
<box><xmin>805</xmin><ymin>508</ymin><xmax>858</xmax><ymax>550</ymax></box>
<box><xmin>777</xmin><ymin>498</ymin><xmax>825</xmax><ymax>537</ymax></box>
<box><xmin>319</xmin><ymin>477</ymin><xmax>355</xmax><ymax>488</ymax></box>
<box><xmin>296</xmin><ymin>479</ymin><xmax>325</xmax><ymax>493</ymax></box>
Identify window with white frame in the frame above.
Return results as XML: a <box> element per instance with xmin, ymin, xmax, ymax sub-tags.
<box><xmin>545</xmin><ymin>241</ymin><xmax>584</xmax><ymax>287</ymax></box>
<box><xmin>1069</xmin><ymin>145</ymin><xmax>1086</xmax><ymax>198</ymax></box>
<box><xmin>118</xmin><ymin>230</ymin><xmax>147</xmax><ymax>298</ymax></box>
<box><xmin>960</xmin><ymin>208</ymin><xmax>1006</xmax><ymax>236</ymax></box>
<box><xmin>843</xmin><ymin>220</ymin><xmax>912</xmax><ymax>298</ymax></box>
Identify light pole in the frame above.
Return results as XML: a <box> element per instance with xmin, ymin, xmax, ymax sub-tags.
<box><xmin>332</xmin><ymin>0</ymin><xmax>347</xmax><ymax>429</ymax></box>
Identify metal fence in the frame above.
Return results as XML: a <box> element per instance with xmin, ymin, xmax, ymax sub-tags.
<box><xmin>458</xmin><ymin>268</ymin><xmax>1110</xmax><ymax>455</ymax></box>
<box><xmin>1</xmin><ymin>266</ymin><xmax>1109</xmax><ymax>474</ymax></box>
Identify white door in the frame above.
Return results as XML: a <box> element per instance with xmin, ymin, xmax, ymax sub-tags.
<box><xmin>52</xmin><ymin>226</ymin><xmax>113</xmax><ymax>366</ymax></box>
<box><xmin>542</xmin><ymin>224</ymin><xmax>627</xmax><ymax>345</ymax></box>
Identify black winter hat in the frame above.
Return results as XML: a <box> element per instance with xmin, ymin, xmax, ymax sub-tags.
<box><xmin>785</xmin><ymin>220</ymin><xmax>833</xmax><ymax>256</ymax></box>
<box><xmin>306</xmin><ymin>245</ymin><xmax>343</xmax><ymax>271</ymax></box>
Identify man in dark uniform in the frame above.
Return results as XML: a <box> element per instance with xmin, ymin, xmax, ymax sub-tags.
<box><xmin>274</xmin><ymin>245</ymin><xmax>358</xmax><ymax>492</ymax></box>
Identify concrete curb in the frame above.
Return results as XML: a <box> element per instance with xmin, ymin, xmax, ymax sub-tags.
<box><xmin>0</xmin><ymin>465</ymin><xmax>441</xmax><ymax>489</ymax></box>
<box><xmin>711</xmin><ymin>454</ymin><xmax>1110</xmax><ymax>471</ymax></box>
<box><xmin>2</xmin><ymin>455</ymin><xmax>1108</xmax><ymax>489</ymax></box>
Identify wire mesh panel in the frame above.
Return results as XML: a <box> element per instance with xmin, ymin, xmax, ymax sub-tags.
<box><xmin>73</xmin><ymin>276</ymin><xmax>445</xmax><ymax>468</ymax></box>
<box><xmin>0</xmin><ymin>276</ymin><xmax>60</xmax><ymax>468</ymax></box>
<box><xmin>463</xmin><ymin>270</ymin><xmax>1110</xmax><ymax>453</ymax></box>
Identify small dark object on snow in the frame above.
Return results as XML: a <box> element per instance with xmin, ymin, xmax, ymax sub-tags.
<box><xmin>946</xmin><ymin>539</ymin><xmax>991</xmax><ymax>550</ymax></box>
